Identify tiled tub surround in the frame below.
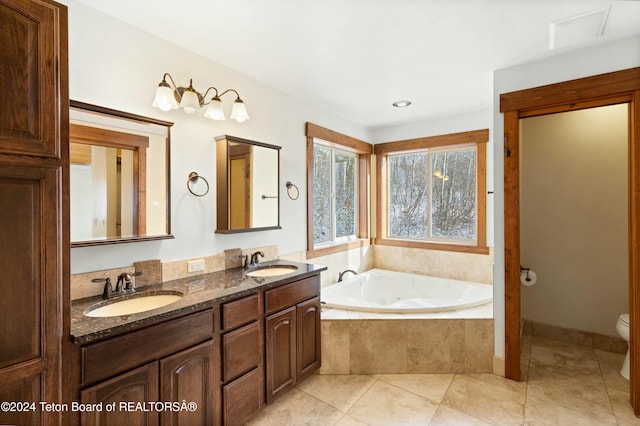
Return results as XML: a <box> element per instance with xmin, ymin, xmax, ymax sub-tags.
<box><xmin>373</xmin><ymin>245</ymin><xmax>494</xmax><ymax>285</ymax></box>
<box><xmin>320</xmin><ymin>303</ymin><xmax>494</xmax><ymax>375</ymax></box>
<box><xmin>70</xmin><ymin>259</ymin><xmax>325</xmax><ymax>344</ymax></box>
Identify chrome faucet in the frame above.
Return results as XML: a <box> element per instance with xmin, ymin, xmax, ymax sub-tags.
<box><xmin>117</xmin><ymin>271</ymin><xmax>143</xmax><ymax>293</ymax></box>
<box><xmin>337</xmin><ymin>269</ymin><xmax>357</xmax><ymax>282</ymax></box>
<box><xmin>250</xmin><ymin>251</ymin><xmax>264</xmax><ymax>267</ymax></box>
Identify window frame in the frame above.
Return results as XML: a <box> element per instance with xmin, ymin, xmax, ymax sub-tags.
<box><xmin>306</xmin><ymin>122</ymin><xmax>371</xmax><ymax>259</ymax></box>
<box><xmin>375</xmin><ymin>129</ymin><xmax>489</xmax><ymax>254</ymax></box>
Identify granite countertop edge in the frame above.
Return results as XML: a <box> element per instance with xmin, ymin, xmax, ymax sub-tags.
<box><xmin>70</xmin><ymin>260</ymin><xmax>327</xmax><ymax>345</ymax></box>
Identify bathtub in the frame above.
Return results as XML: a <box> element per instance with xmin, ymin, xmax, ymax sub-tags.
<box><xmin>321</xmin><ymin>269</ymin><xmax>492</xmax><ymax>313</ymax></box>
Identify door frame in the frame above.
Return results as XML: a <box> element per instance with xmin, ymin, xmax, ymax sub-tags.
<box><xmin>501</xmin><ymin>67</ymin><xmax>640</xmax><ymax>412</ymax></box>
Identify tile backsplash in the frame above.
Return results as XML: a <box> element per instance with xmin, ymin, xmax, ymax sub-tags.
<box><xmin>71</xmin><ymin>245</ymin><xmax>278</xmax><ymax>301</ymax></box>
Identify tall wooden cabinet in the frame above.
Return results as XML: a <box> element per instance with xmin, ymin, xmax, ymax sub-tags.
<box><xmin>0</xmin><ymin>0</ymin><xmax>68</xmax><ymax>425</ymax></box>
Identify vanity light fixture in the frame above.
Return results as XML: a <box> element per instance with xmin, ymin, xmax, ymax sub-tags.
<box><xmin>152</xmin><ymin>73</ymin><xmax>250</xmax><ymax>123</ymax></box>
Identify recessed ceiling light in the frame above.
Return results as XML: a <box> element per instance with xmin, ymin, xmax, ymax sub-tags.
<box><xmin>392</xmin><ymin>100</ymin><xmax>412</xmax><ymax>108</ymax></box>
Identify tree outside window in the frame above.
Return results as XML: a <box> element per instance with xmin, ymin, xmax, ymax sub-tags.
<box><xmin>306</xmin><ymin>122</ymin><xmax>371</xmax><ymax>258</ymax></box>
<box><xmin>375</xmin><ymin>128</ymin><xmax>488</xmax><ymax>254</ymax></box>
<box><xmin>387</xmin><ymin>147</ymin><xmax>476</xmax><ymax>243</ymax></box>
<box><xmin>313</xmin><ymin>144</ymin><xmax>358</xmax><ymax>245</ymax></box>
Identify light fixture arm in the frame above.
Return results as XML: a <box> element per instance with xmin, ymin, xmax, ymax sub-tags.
<box><xmin>160</xmin><ymin>72</ymin><xmax>183</xmax><ymax>105</ymax></box>
<box><xmin>219</xmin><ymin>88</ymin><xmax>242</xmax><ymax>100</ymax></box>
<box><xmin>202</xmin><ymin>86</ymin><xmax>221</xmax><ymax>103</ymax></box>
<box><xmin>162</xmin><ymin>72</ymin><xmax>179</xmax><ymax>91</ymax></box>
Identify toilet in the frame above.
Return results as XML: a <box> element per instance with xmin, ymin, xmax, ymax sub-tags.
<box><xmin>616</xmin><ymin>314</ymin><xmax>630</xmax><ymax>380</ymax></box>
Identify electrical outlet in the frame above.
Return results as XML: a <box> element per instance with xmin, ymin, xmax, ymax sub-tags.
<box><xmin>187</xmin><ymin>259</ymin><xmax>205</xmax><ymax>273</ymax></box>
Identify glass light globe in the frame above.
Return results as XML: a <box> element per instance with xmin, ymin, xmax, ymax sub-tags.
<box><xmin>152</xmin><ymin>85</ymin><xmax>178</xmax><ymax>111</ymax></box>
<box><xmin>230</xmin><ymin>99</ymin><xmax>249</xmax><ymax>123</ymax></box>
<box><xmin>179</xmin><ymin>89</ymin><xmax>200</xmax><ymax>114</ymax></box>
<box><xmin>204</xmin><ymin>98</ymin><xmax>225</xmax><ymax>120</ymax></box>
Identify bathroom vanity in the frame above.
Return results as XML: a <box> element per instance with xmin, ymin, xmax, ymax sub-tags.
<box><xmin>65</xmin><ymin>261</ymin><xmax>325</xmax><ymax>426</ymax></box>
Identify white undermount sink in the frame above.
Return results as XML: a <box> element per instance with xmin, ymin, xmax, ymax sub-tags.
<box><xmin>245</xmin><ymin>265</ymin><xmax>298</xmax><ymax>277</ymax></box>
<box><xmin>84</xmin><ymin>291</ymin><xmax>183</xmax><ymax>317</ymax></box>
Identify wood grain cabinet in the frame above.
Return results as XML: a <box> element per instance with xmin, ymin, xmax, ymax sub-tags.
<box><xmin>74</xmin><ymin>274</ymin><xmax>323</xmax><ymax>425</ymax></box>
<box><xmin>160</xmin><ymin>341</ymin><xmax>216</xmax><ymax>426</ymax></box>
<box><xmin>80</xmin><ymin>362</ymin><xmax>159</xmax><ymax>426</ymax></box>
<box><xmin>80</xmin><ymin>310</ymin><xmax>217</xmax><ymax>426</ymax></box>
<box><xmin>0</xmin><ymin>0</ymin><xmax>68</xmax><ymax>425</ymax></box>
<box><xmin>220</xmin><ymin>293</ymin><xmax>263</xmax><ymax>426</ymax></box>
<box><xmin>265</xmin><ymin>276</ymin><xmax>321</xmax><ymax>403</ymax></box>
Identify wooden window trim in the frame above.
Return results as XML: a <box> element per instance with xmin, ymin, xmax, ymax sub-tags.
<box><xmin>306</xmin><ymin>122</ymin><xmax>372</xmax><ymax>259</ymax></box>
<box><xmin>374</xmin><ymin>129</ymin><xmax>489</xmax><ymax>255</ymax></box>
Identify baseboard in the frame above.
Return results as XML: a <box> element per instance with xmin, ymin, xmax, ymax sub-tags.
<box><xmin>523</xmin><ymin>319</ymin><xmax>627</xmax><ymax>354</ymax></box>
<box><xmin>493</xmin><ymin>356</ymin><xmax>505</xmax><ymax>377</ymax></box>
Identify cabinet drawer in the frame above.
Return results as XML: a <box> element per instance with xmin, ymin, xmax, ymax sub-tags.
<box><xmin>265</xmin><ymin>276</ymin><xmax>319</xmax><ymax>315</ymax></box>
<box><xmin>222</xmin><ymin>321</ymin><xmax>261</xmax><ymax>382</ymax></box>
<box><xmin>222</xmin><ymin>293</ymin><xmax>259</xmax><ymax>330</ymax></box>
<box><xmin>223</xmin><ymin>368</ymin><xmax>262</xmax><ymax>426</ymax></box>
<box><xmin>82</xmin><ymin>309</ymin><xmax>214</xmax><ymax>386</ymax></box>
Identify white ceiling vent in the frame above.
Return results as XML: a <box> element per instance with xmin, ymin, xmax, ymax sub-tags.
<box><xmin>549</xmin><ymin>6</ymin><xmax>611</xmax><ymax>50</ymax></box>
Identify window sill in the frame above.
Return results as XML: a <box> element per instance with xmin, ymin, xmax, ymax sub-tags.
<box><xmin>374</xmin><ymin>238</ymin><xmax>490</xmax><ymax>255</ymax></box>
<box><xmin>307</xmin><ymin>238</ymin><xmax>371</xmax><ymax>259</ymax></box>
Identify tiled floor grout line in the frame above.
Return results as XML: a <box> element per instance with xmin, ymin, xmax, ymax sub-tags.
<box><xmin>295</xmin><ymin>373</ymin><xmax>381</xmax><ymax>426</ymax></box>
<box><xmin>430</xmin><ymin>372</ymin><xmax>501</xmax><ymax>426</ymax></box>
<box><xmin>338</xmin><ymin>373</ymin><xmax>379</xmax><ymax>424</ymax></box>
<box><xmin>597</xmin><ymin>345</ymin><xmax>626</xmax><ymax>425</ymax></box>
<box><xmin>595</xmin><ymin>350</ymin><xmax>615</xmax><ymax>425</ymax></box>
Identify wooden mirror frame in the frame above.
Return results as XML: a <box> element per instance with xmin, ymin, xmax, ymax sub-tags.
<box><xmin>215</xmin><ymin>135</ymin><xmax>282</xmax><ymax>234</ymax></box>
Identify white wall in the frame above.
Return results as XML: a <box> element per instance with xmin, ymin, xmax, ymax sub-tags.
<box><xmin>521</xmin><ymin>104</ymin><xmax>628</xmax><ymax>336</ymax></box>
<box><xmin>63</xmin><ymin>0</ymin><xmax>371</xmax><ymax>274</ymax></box>
<box><xmin>371</xmin><ymin>109</ymin><xmax>492</xmax><ymax>143</ymax></box>
<box><xmin>493</xmin><ymin>35</ymin><xmax>640</xmax><ymax>358</ymax></box>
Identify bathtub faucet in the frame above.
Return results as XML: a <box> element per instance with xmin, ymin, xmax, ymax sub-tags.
<box><xmin>337</xmin><ymin>269</ymin><xmax>357</xmax><ymax>282</ymax></box>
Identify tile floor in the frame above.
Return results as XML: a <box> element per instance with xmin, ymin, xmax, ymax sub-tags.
<box><xmin>247</xmin><ymin>335</ymin><xmax>640</xmax><ymax>425</ymax></box>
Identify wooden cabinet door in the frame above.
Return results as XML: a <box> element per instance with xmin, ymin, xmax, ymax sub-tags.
<box><xmin>0</xmin><ymin>0</ymin><xmax>68</xmax><ymax>158</ymax></box>
<box><xmin>0</xmin><ymin>165</ymin><xmax>64</xmax><ymax>426</ymax></box>
<box><xmin>0</xmin><ymin>1</ymin><xmax>68</xmax><ymax>425</ymax></box>
<box><xmin>159</xmin><ymin>340</ymin><xmax>216</xmax><ymax>426</ymax></box>
<box><xmin>222</xmin><ymin>321</ymin><xmax>261</xmax><ymax>382</ymax></box>
<box><xmin>297</xmin><ymin>297</ymin><xmax>321</xmax><ymax>380</ymax></box>
<box><xmin>223</xmin><ymin>368</ymin><xmax>262</xmax><ymax>426</ymax></box>
<box><xmin>265</xmin><ymin>307</ymin><xmax>296</xmax><ymax>403</ymax></box>
<box><xmin>80</xmin><ymin>363</ymin><xmax>159</xmax><ymax>426</ymax></box>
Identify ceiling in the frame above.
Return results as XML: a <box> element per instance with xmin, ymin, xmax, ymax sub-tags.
<box><xmin>73</xmin><ymin>0</ymin><xmax>640</xmax><ymax>129</ymax></box>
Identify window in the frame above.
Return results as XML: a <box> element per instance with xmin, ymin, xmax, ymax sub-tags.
<box><xmin>313</xmin><ymin>145</ymin><xmax>358</xmax><ymax>244</ymax></box>
<box><xmin>375</xmin><ymin>129</ymin><xmax>488</xmax><ymax>254</ymax></box>
<box><xmin>306</xmin><ymin>123</ymin><xmax>371</xmax><ymax>258</ymax></box>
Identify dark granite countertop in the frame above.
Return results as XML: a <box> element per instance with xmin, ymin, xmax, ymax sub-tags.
<box><xmin>70</xmin><ymin>260</ymin><xmax>327</xmax><ymax>345</ymax></box>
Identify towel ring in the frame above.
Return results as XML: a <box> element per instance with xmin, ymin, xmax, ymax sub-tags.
<box><xmin>187</xmin><ymin>172</ymin><xmax>210</xmax><ymax>197</ymax></box>
<box><xmin>286</xmin><ymin>181</ymin><xmax>299</xmax><ymax>200</ymax></box>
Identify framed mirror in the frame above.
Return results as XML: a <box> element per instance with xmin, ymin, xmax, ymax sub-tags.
<box><xmin>70</xmin><ymin>100</ymin><xmax>174</xmax><ymax>247</ymax></box>
<box><xmin>215</xmin><ymin>135</ymin><xmax>281</xmax><ymax>233</ymax></box>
